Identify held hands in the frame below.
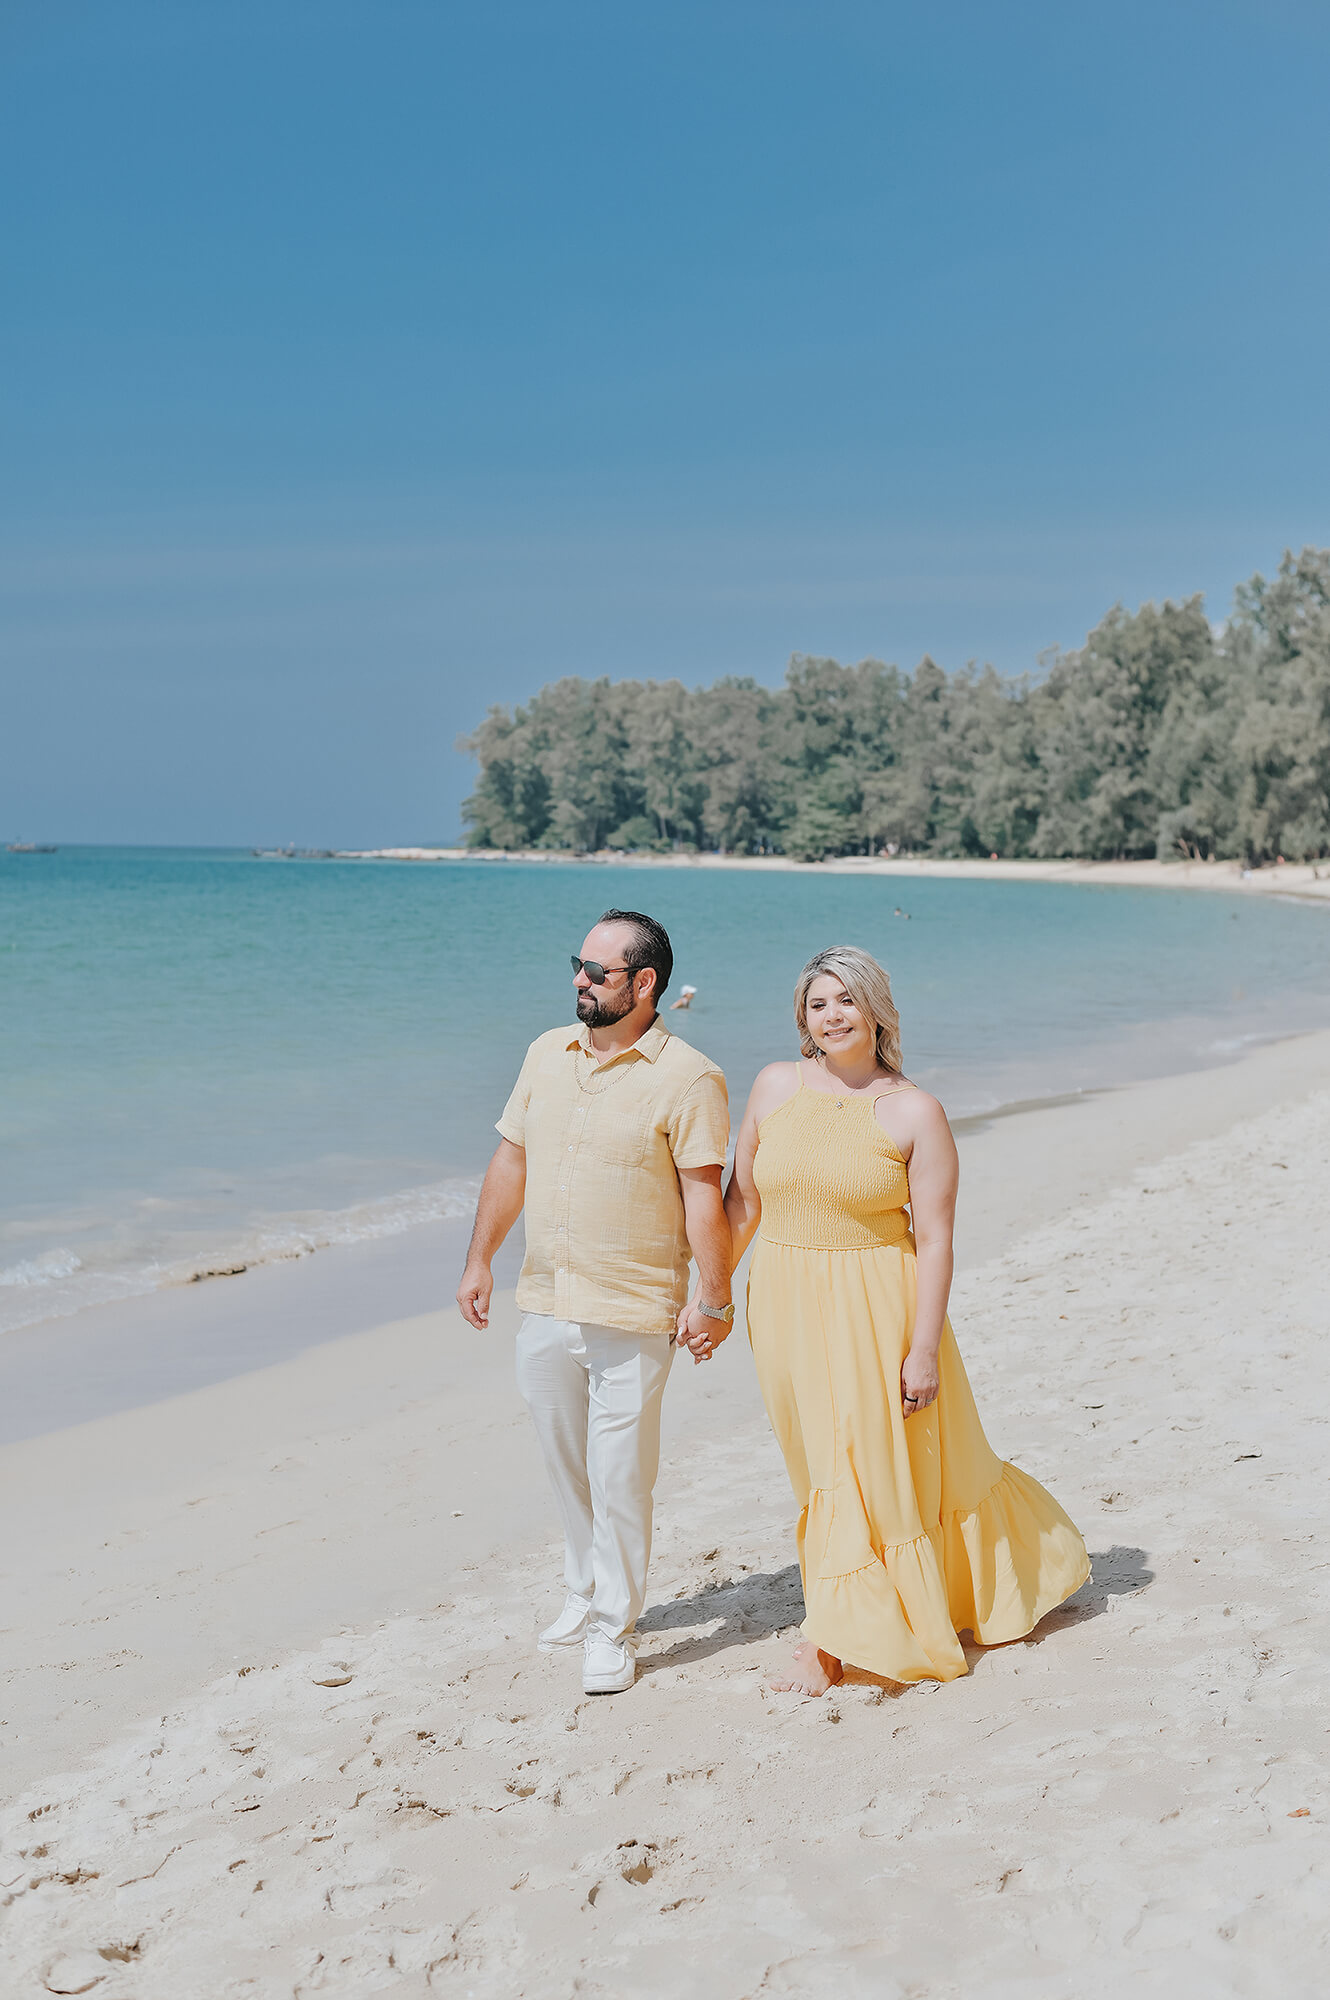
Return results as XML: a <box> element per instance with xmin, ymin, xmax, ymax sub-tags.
<box><xmin>456</xmin><ymin>1260</ymin><xmax>494</xmax><ymax>1330</ymax></box>
<box><xmin>675</xmin><ymin>1295</ymin><xmax>733</xmax><ymax>1366</ymax></box>
<box><xmin>900</xmin><ymin>1346</ymin><xmax>939</xmax><ymax>1417</ymax></box>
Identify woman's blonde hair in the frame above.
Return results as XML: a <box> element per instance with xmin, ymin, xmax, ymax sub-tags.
<box><xmin>794</xmin><ymin>945</ymin><xmax>903</xmax><ymax>1074</ymax></box>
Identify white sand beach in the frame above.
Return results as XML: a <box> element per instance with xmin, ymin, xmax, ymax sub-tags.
<box><xmin>4</xmin><ymin>1029</ymin><xmax>1330</xmax><ymax>1997</ymax></box>
<box><xmin>339</xmin><ymin>848</ymin><xmax>1330</xmax><ymax>906</ymax></box>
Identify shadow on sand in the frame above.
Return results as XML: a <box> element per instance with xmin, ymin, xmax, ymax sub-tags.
<box><xmin>638</xmin><ymin>1545</ymin><xmax>1153</xmax><ymax>1682</ymax></box>
<box><xmin>637</xmin><ymin>1564</ymin><xmax>805</xmax><ymax>1672</ymax></box>
<box><xmin>1033</xmin><ymin>1542</ymin><xmax>1154</xmax><ymax>1628</ymax></box>
<box><xmin>963</xmin><ymin>1542</ymin><xmax>1156</xmax><ymax>1669</ymax></box>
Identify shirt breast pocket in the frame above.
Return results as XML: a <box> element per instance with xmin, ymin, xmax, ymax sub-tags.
<box><xmin>587</xmin><ymin>1106</ymin><xmax>650</xmax><ymax>1172</ymax></box>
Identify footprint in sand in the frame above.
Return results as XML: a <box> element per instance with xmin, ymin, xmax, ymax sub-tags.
<box><xmin>617</xmin><ymin>1840</ymin><xmax>657</xmax><ymax>1885</ymax></box>
<box><xmin>584</xmin><ymin>1838</ymin><xmax>663</xmax><ymax>1906</ymax></box>
<box><xmin>43</xmin><ymin>1955</ymin><xmax>108</xmax><ymax>1995</ymax></box>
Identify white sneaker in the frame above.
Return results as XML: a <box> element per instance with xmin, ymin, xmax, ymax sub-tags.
<box><xmin>583</xmin><ymin>1632</ymin><xmax>637</xmax><ymax>1695</ymax></box>
<box><xmin>538</xmin><ymin>1594</ymin><xmax>591</xmax><ymax>1652</ymax></box>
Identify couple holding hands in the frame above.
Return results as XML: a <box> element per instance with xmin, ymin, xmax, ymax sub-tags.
<box><xmin>457</xmin><ymin>908</ymin><xmax>1088</xmax><ymax>1697</ymax></box>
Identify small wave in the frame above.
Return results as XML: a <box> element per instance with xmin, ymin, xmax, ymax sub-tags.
<box><xmin>0</xmin><ymin>1177</ymin><xmax>481</xmax><ymax>1337</ymax></box>
<box><xmin>0</xmin><ymin>1248</ymin><xmax>84</xmax><ymax>1288</ymax></box>
<box><xmin>225</xmin><ymin>1179</ymin><xmax>483</xmax><ymax>1270</ymax></box>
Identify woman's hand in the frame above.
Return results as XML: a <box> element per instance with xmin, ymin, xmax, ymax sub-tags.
<box><xmin>901</xmin><ymin>1347</ymin><xmax>939</xmax><ymax>1417</ymax></box>
<box><xmin>675</xmin><ymin>1295</ymin><xmax>725</xmax><ymax>1364</ymax></box>
<box><xmin>892</xmin><ymin>1092</ymin><xmax>957</xmax><ymax>1413</ymax></box>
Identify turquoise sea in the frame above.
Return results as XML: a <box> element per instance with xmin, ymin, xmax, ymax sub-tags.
<box><xmin>5</xmin><ymin>846</ymin><xmax>1330</xmax><ymax>1336</ymax></box>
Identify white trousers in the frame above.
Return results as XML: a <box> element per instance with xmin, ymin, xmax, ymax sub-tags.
<box><xmin>515</xmin><ymin>1314</ymin><xmax>674</xmax><ymax>1645</ymax></box>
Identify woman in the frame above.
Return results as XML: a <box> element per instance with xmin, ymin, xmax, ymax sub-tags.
<box><xmin>719</xmin><ymin>945</ymin><xmax>1089</xmax><ymax>1694</ymax></box>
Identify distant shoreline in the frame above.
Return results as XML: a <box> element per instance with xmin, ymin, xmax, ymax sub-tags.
<box><xmin>333</xmin><ymin>846</ymin><xmax>1330</xmax><ymax>904</ymax></box>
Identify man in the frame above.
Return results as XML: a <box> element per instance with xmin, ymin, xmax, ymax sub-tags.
<box><xmin>456</xmin><ymin>909</ymin><xmax>732</xmax><ymax>1695</ymax></box>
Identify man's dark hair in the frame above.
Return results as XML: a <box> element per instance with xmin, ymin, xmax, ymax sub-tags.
<box><xmin>600</xmin><ymin>909</ymin><xmax>673</xmax><ymax>1003</ymax></box>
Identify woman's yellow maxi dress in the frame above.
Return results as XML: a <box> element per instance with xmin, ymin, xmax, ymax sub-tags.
<box><xmin>747</xmin><ymin>1082</ymin><xmax>1090</xmax><ymax>1683</ymax></box>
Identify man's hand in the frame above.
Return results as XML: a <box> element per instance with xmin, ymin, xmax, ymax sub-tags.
<box><xmin>675</xmin><ymin>1296</ymin><xmax>732</xmax><ymax>1365</ymax></box>
<box><xmin>457</xmin><ymin>1260</ymin><xmax>494</xmax><ymax>1330</ymax></box>
<box><xmin>677</xmin><ymin>1163</ymin><xmax>733</xmax><ymax>1366</ymax></box>
<box><xmin>455</xmin><ymin>1139</ymin><xmax>525</xmax><ymax>1333</ymax></box>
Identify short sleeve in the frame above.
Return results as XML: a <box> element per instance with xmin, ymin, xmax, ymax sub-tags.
<box><xmin>667</xmin><ymin>1069</ymin><xmax>729</xmax><ymax>1169</ymax></box>
<box><xmin>496</xmin><ymin>1041</ymin><xmax>538</xmax><ymax>1147</ymax></box>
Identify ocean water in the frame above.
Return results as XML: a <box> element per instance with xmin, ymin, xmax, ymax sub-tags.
<box><xmin>4</xmin><ymin>846</ymin><xmax>1330</xmax><ymax>1336</ymax></box>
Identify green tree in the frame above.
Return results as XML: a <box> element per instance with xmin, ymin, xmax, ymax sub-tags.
<box><xmin>456</xmin><ymin>548</ymin><xmax>1330</xmax><ymax>867</ymax></box>
<box><xmin>1030</xmin><ymin>599</ymin><xmax>1214</xmax><ymax>859</ymax></box>
<box><xmin>694</xmin><ymin>677</ymin><xmax>791</xmax><ymax>853</ymax></box>
<box><xmin>619</xmin><ymin>680</ymin><xmax>705</xmax><ymax>847</ymax></box>
<box><xmin>457</xmin><ymin>702</ymin><xmax>552</xmax><ymax>848</ymax></box>
<box><xmin>1224</xmin><ymin>548</ymin><xmax>1330</xmax><ymax>861</ymax></box>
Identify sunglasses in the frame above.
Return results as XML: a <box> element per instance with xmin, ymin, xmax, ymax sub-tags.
<box><xmin>570</xmin><ymin>955</ymin><xmax>634</xmax><ymax>984</ymax></box>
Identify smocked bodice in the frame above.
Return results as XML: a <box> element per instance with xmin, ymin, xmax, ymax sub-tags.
<box><xmin>753</xmin><ymin>1083</ymin><xmax>913</xmax><ymax>1251</ymax></box>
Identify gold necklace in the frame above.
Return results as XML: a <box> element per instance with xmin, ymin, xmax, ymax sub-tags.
<box><xmin>574</xmin><ymin>1046</ymin><xmax>639</xmax><ymax>1095</ymax></box>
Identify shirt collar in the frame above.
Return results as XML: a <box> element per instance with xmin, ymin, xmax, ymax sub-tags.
<box><xmin>565</xmin><ymin>1016</ymin><xmax>669</xmax><ymax>1064</ymax></box>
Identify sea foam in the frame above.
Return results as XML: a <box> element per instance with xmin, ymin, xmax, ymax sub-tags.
<box><xmin>0</xmin><ymin>1248</ymin><xmax>85</xmax><ymax>1288</ymax></box>
<box><xmin>0</xmin><ymin>1178</ymin><xmax>481</xmax><ymax>1337</ymax></box>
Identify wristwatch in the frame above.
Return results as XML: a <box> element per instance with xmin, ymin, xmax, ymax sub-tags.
<box><xmin>696</xmin><ymin>1301</ymin><xmax>735</xmax><ymax>1324</ymax></box>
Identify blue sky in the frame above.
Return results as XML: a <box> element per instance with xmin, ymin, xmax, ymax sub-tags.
<box><xmin>4</xmin><ymin>0</ymin><xmax>1329</xmax><ymax>845</ymax></box>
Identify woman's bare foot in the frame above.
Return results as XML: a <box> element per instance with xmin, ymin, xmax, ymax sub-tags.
<box><xmin>771</xmin><ymin>1641</ymin><xmax>844</xmax><ymax>1696</ymax></box>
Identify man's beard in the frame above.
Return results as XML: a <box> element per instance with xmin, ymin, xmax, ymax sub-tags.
<box><xmin>576</xmin><ymin>981</ymin><xmax>639</xmax><ymax>1030</ymax></box>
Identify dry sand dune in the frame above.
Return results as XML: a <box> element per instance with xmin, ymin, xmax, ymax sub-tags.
<box><xmin>4</xmin><ymin>1079</ymin><xmax>1328</xmax><ymax>1997</ymax></box>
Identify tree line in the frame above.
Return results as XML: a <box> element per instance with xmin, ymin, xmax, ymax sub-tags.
<box><xmin>458</xmin><ymin>547</ymin><xmax>1330</xmax><ymax>864</ymax></box>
